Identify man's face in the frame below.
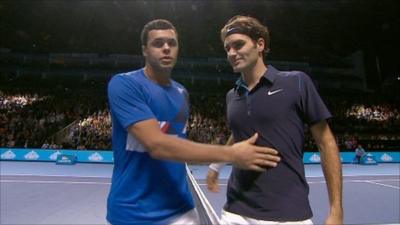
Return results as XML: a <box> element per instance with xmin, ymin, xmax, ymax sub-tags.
<box><xmin>143</xmin><ymin>29</ymin><xmax>178</xmax><ymax>72</ymax></box>
<box><xmin>224</xmin><ymin>33</ymin><xmax>263</xmax><ymax>73</ymax></box>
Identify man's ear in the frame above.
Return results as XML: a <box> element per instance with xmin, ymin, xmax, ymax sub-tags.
<box><xmin>257</xmin><ymin>38</ymin><xmax>266</xmax><ymax>53</ymax></box>
<box><xmin>142</xmin><ymin>45</ymin><xmax>147</xmax><ymax>57</ymax></box>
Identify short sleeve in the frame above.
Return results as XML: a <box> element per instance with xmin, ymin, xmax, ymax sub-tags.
<box><xmin>298</xmin><ymin>72</ymin><xmax>332</xmax><ymax>125</ymax></box>
<box><xmin>107</xmin><ymin>75</ymin><xmax>155</xmax><ymax>130</ymax></box>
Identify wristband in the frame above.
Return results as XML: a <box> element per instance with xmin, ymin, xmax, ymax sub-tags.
<box><xmin>209</xmin><ymin>162</ymin><xmax>225</xmax><ymax>172</ymax></box>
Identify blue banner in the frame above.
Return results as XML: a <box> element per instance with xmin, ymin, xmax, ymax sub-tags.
<box><xmin>0</xmin><ymin>148</ymin><xmax>114</xmax><ymax>164</ymax></box>
<box><xmin>1</xmin><ymin>148</ymin><xmax>399</xmax><ymax>164</ymax></box>
<box><xmin>303</xmin><ymin>151</ymin><xmax>400</xmax><ymax>164</ymax></box>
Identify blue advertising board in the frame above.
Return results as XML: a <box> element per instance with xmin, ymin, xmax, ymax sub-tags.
<box><xmin>1</xmin><ymin>148</ymin><xmax>399</xmax><ymax>164</ymax></box>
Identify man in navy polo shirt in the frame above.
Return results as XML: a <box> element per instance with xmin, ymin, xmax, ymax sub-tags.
<box><xmin>106</xmin><ymin>19</ymin><xmax>281</xmax><ymax>225</ymax></box>
<box><xmin>207</xmin><ymin>15</ymin><xmax>343</xmax><ymax>225</ymax></box>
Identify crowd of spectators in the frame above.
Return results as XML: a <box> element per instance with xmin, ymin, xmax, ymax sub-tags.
<box><xmin>0</xmin><ymin>77</ymin><xmax>109</xmax><ymax>149</ymax></box>
<box><xmin>188</xmin><ymin>91</ymin><xmax>229</xmax><ymax>144</ymax></box>
<box><xmin>0</xmin><ymin>90</ymin><xmax>71</xmax><ymax>148</ymax></box>
<box><xmin>346</xmin><ymin>104</ymin><xmax>399</xmax><ymax>122</ymax></box>
<box><xmin>66</xmin><ymin>109</ymin><xmax>111</xmax><ymax>150</ymax></box>
<box><xmin>188</xmin><ymin>111</ymin><xmax>227</xmax><ymax>144</ymax></box>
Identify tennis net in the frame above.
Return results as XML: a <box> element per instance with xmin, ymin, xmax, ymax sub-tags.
<box><xmin>186</xmin><ymin>165</ymin><xmax>221</xmax><ymax>225</ymax></box>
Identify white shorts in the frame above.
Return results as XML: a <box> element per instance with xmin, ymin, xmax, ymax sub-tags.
<box><xmin>167</xmin><ymin>208</ymin><xmax>200</xmax><ymax>225</ymax></box>
<box><xmin>108</xmin><ymin>208</ymin><xmax>200</xmax><ymax>225</ymax></box>
<box><xmin>221</xmin><ymin>209</ymin><xmax>313</xmax><ymax>225</ymax></box>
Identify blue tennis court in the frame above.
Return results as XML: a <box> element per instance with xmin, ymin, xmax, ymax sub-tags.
<box><xmin>1</xmin><ymin>161</ymin><xmax>399</xmax><ymax>224</ymax></box>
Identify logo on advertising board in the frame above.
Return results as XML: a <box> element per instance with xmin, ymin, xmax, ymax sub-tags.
<box><xmin>50</xmin><ymin>151</ymin><xmax>62</xmax><ymax>160</ymax></box>
<box><xmin>309</xmin><ymin>154</ymin><xmax>321</xmax><ymax>163</ymax></box>
<box><xmin>88</xmin><ymin>152</ymin><xmax>104</xmax><ymax>162</ymax></box>
<box><xmin>24</xmin><ymin>151</ymin><xmax>40</xmax><ymax>160</ymax></box>
<box><xmin>380</xmin><ymin>153</ymin><xmax>393</xmax><ymax>162</ymax></box>
<box><xmin>1</xmin><ymin>150</ymin><xmax>16</xmax><ymax>160</ymax></box>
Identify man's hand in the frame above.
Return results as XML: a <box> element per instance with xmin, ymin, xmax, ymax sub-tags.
<box><xmin>206</xmin><ymin>169</ymin><xmax>220</xmax><ymax>192</ymax></box>
<box><xmin>230</xmin><ymin>133</ymin><xmax>280</xmax><ymax>171</ymax></box>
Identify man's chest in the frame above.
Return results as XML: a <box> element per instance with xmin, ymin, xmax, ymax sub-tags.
<box><xmin>227</xmin><ymin>86</ymin><xmax>300</xmax><ymax>128</ymax></box>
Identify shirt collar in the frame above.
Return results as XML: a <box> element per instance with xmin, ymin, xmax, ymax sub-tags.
<box><xmin>234</xmin><ymin>65</ymin><xmax>279</xmax><ymax>93</ymax></box>
<box><xmin>262</xmin><ymin>65</ymin><xmax>279</xmax><ymax>84</ymax></box>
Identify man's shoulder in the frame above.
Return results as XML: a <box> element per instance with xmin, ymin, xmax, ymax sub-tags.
<box><xmin>109</xmin><ymin>69</ymin><xmax>144</xmax><ymax>86</ymax></box>
<box><xmin>276</xmin><ymin>70</ymin><xmax>309</xmax><ymax>80</ymax></box>
<box><xmin>107</xmin><ymin>69</ymin><xmax>146</xmax><ymax>98</ymax></box>
<box><xmin>273</xmin><ymin>69</ymin><xmax>314</xmax><ymax>89</ymax></box>
<box><xmin>112</xmin><ymin>69</ymin><xmax>143</xmax><ymax>81</ymax></box>
<box><xmin>225</xmin><ymin>88</ymin><xmax>236</xmax><ymax>102</ymax></box>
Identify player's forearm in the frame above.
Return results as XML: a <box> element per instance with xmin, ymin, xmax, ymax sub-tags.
<box><xmin>209</xmin><ymin>134</ymin><xmax>235</xmax><ymax>171</ymax></box>
<box><xmin>311</xmin><ymin>121</ymin><xmax>343</xmax><ymax>212</ymax></box>
<box><xmin>148</xmin><ymin>134</ymin><xmax>234</xmax><ymax>163</ymax></box>
<box><xmin>319</xmin><ymin>141</ymin><xmax>343</xmax><ymax>213</ymax></box>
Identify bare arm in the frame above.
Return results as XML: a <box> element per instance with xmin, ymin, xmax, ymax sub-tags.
<box><xmin>129</xmin><ymin>119</ymin><xmax>279</xmax><ymax>171</ymax></box>
<box><xmin>310</xmin><ymin>120</ymin><xmax>343</xmax><ymax>225</ymax></box>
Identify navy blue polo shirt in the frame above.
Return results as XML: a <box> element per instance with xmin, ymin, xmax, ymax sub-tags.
<box><xmin>224</xmin><ymin>65</ymin><xmax>332</xmax><ymax>221</ymax></box>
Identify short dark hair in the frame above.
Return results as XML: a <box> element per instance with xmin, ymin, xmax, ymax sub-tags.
<box><xmin>221</xmin><ymin>15</ymin><xmax>270</xmax><ymax>56</ymax></box>
<box><xmin>141</xmin><ymin>19</ymin><xmax>178</xmax><ymax>46</ymax></box>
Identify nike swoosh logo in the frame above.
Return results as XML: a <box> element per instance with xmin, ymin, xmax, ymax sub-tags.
<box><xmin>267</xmin><ymin>89</ymin><xmax>283</xmax><ymax>95</ymax></box>
<box><xmin>227</xmin><ymin>27</ymin><xmax>236</xmax><ymax>33</ymax></box>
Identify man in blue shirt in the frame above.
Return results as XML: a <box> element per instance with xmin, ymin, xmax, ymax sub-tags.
<box><xmin>207</xmin><ymin>15</ymin><xmax>343</xmax><ymax>225</ymax></box>
<box><xmin>106</xmin><ymin>19</ymin><xmax>281</xmax><ymax>225</ymax></box>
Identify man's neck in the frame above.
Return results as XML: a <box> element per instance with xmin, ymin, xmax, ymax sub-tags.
<box><xmin>144</xmin><ymin>65</ymin><xmax>171</xmax><ymax>86</ymax></box>
<box><xmin>241</xmin><ymin>59</ymin><xmax>267</xmax><ymax>90</ymax></box>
